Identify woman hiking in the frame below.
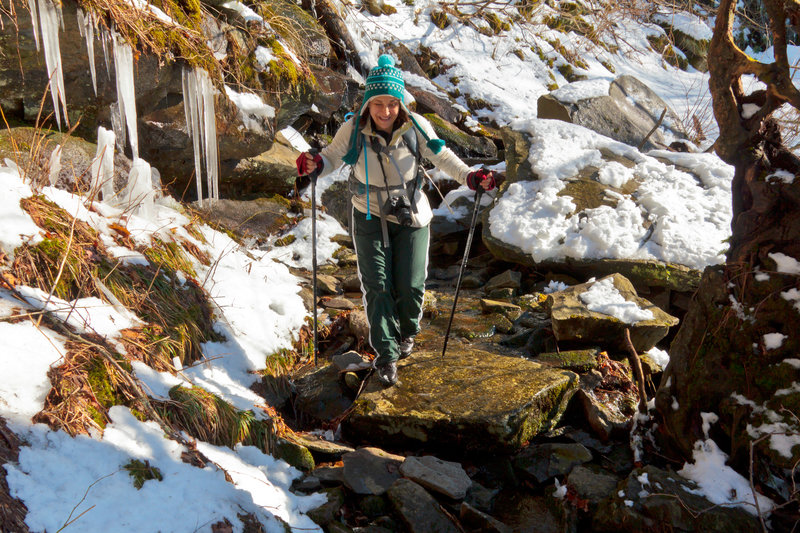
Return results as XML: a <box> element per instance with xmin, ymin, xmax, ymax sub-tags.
<box><xmin>296</xmin><ymin>54</ymin><xmax>497</xmax><ymax>387</ymax></box>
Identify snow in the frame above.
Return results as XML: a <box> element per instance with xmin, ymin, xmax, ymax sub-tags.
<box><xmin>0</xmin><ymin>162</ymin><xmax>334</xmax><ymax>532</ymax></box>
<box><xmin>224</xmin><ymin>86</ymin><xmax>276</xmax><ymax>133</ymax></box>
<box><xmin>579</xmin><ymin>277</ymin><xmax>654</xmax><ymax>324</ymax></box>
<box><xmin>769</xmin><ymin>252</ymin><xmax>800</xmax><ymax>274</ymax></box>
<box><xmin>679</xmin><ymin>437</ymin><xmax>776</xmax><ymax>516</ymax></box>
<box><xmin>763</xmin><ymin>333</ymin><xmax>787</xmax><ymax>350</ymax></box>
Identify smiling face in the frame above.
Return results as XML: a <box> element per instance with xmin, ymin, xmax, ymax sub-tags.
<box><xmin>368</xmin><ymin>96</ymin><xmax>401</xmax><ymax>133</ymax></box>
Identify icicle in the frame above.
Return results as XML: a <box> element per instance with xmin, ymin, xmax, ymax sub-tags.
<box><xmin>120</xmin><ymin>157</ymin><xmax>156</xmax><ymax>219</ymax></box>
<box><xmin>100</xmin><ymin>27</ymin><xmax>112</xmax><ymax>81</ymax></box>
<box><xmin>200</xmin><ymin>72</ymin><xmax>219</xmax><ymax>201</ymax></box>
<box><xmin>28</xmin><ymin>0</ymin><xmax>40</xmax><ymax>51</ymax></box>
<box><xmin>181</xmin><ymin>67</ymin><xmax>219</xmax><ymax>205</ymax></box>
<box><xmin>48</xmin><ymin>145</ymin><xmax>62</xmax><ymax>186</ymax></box>
<box><xmin>90</xmin><ymin>126</ymin><xmax>116</xmax><ymax>201</ymax></box>
<box><xmin>112</xmin><ymin>33</ymin><xmax>138</xmax><ymax>159</ymax></box>
<box><xmin>181</xmin><ymin>68</ymin><xmax>203</xmax><ymax>205</ymax></box>
<box><xmin>76</xmin><ymin>9</ymin><xmax>97</xmax><ymax>96</ymax></box>
<box><xmin>37</xmin><ymin>0</ymin><xmax>68</xmax><ymax>130</ymax></box>
<box><xmin>109</xmin><ymin>102</ymin><xmax>126</xmax><ymax>154</ymax></box>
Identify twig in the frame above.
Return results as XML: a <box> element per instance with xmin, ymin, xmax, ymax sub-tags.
<box><xmin>637</xmin><ymin>108</ymin><xmax>667</xmax><ymax>151</ymax></box>
<box><xmin>623</xmin><ymin>328</ymin><xmax>648</xmax><ymax>414</ymax></box>
<box><xmin>56</xmin><ymin>470</ymin><xmax>120</xmax><ymax>532</ymax></box>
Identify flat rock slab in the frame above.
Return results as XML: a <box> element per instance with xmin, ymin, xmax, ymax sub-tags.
<box><xmin>388</xmin><ymin>478</ymin><xmax>461</xmax><ymax>533</ymax></box>
<box><xmin>342</xmin><ymin>447</ymin><xmax>404</xmax><ymax>495</ymax></box>
<box><xmin>343</xmin><ymin>349</ymin><xmax>578</xmax><ymax>452</ymax></box>
<box><xmin>399</xmin><ymin>455</ymin><xmax>472</xmax><ymax>499</ymax></box>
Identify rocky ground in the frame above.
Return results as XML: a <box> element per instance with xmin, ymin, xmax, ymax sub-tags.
<box><xmin>249</xmin><ymin>221</ymin><xmax>766</xmax><ymax>533</ymax></box>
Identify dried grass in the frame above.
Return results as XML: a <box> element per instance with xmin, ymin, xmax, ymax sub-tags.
<box><xmin>0</xmin><ymin>417</ymin><xmax>29</xmax><ymax>533</ymax></box>
<box><xmin>13</xmin><ymin>195</ymin><xmax>222</xmax><ymax>367</ymax></box>
<box><xmin>156</xmin><ymin>386</ymin><xmax>278</xmax><ymax>453</ymax></box>
<box><xmin>33</xmin><ymin>337</ymin><xmax>145</xmax><ymax>436</ymax></box>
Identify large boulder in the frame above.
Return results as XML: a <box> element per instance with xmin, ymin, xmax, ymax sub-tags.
<box><xmin>537</xmin><ymin>75</ymin><xmax>687</xmax><ymax>150</ymax></box>
<box><xmin>343</xmin><ymin>348</ymin><xmax>579</xmax><ymax>452</ymax></box>
<box><xmin>482</xmin><ymin>120</ymin><xmax>731</xmax><ymax>293</ymax></box>
<box><xmin>548</xmin><ymin>273</ymin><xmax>679</xmax><ymax>353</ymax></box>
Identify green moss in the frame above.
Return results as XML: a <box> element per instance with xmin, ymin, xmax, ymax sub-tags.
<box><xmin>431</xmin><ymin>10</ymin><xmax>450</xmax><ymax>29</ymax></box>
<box><xmin>274</xmin><ymin>437</ymin><xmax>315</xmax><ymax>472</ymax></box>
<box><xmin>517</xmin><ymin>0</ymin><xmax>540</xmax><ymax>19</ymax></box>
<box><xmin>600</xmin><ymin>60</ymin><xmax>616</xmax><ymax>73</ymax></box>
<box><xmin>512</xmin><ymin>49</ymin><xmax>525</xmax><ymax>61</ymax></box>
<box><xmin>124</xmin><ymin>459</ymin><xmax>164</xmax><ymax>489</ymax></box>
<box><xmin>482</xmin><ymin>12</ymin><xmax>511</xmax><ymax>34</ymax></box>
<box><xmin>274</xmin><ymin>234</ymin><xmax>296</xmax><ymax>247</ymax></box>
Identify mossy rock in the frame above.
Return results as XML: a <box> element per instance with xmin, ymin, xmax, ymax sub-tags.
<box><xmin>274</xmin><ymin>436</ymin><xmax>315</xmax><ymax>472</ymax></box>
<box><xmin>423</xmin><ymin>113</ymin><xmax>498</xmax><ymax>159</ymax></box>
<box><xmin>536</xmin><ymin>348</ymin><xmax>600</xmax><ymax>373</ymax></box>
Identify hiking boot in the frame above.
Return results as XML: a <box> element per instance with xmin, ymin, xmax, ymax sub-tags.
<box><xmin>375</xmin><ymin>361</ymin><xmax>398</xmax><ymax>387</ymax></box>
<box><xmin>399</xmin><ymin>337</ymin><xmax>415</xmax><ymax>359</ymax></box>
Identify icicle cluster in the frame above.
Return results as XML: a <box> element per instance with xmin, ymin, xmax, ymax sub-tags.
<box><xmin>30</xmin><ymin>0</ymin><xmax>68</xmax><ymax>129</ymax></box>
<box><xmin>182</xmin><ymin>67</ymin><xmax>220</xmax><ymax>205</ymax></box>
<box><xmin>28</xmin><ymin>0</ymin><xmax>221</xmax><ymax>216</ymax></box>
<box><xmin>90</xmin><ymin>126</ymin><xmax>116</xmax><ymax>201</ymax></box>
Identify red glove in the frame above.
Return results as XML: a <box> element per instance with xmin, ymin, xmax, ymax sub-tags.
<box><xmin>296</xmin><ymin>152</ymin><xmax>323</xmax><ymax>176</ymax></box>
<box><xmin>467</xmin><ymin>168</ymin><xmax>496</xmax><ymax>191</ymax></box>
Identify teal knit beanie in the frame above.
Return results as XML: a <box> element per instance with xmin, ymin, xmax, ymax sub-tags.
<box><xmin>342</xmin><ymin>54</ymin><xmax>445</xmax><ymax>165</ymax></box>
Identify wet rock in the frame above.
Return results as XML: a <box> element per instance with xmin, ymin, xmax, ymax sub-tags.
<box><xmin>592</xmin><ymin>465</ymin><xmax>763</xmax><ymax>532</ymax></box>
<box><xmin>344</xmin><ymin>349</ymin><xmax>578</xmax><ymax>451</ymax></box>
<box><xmin>499</xmin><ymin>328</ymin><xmax>534</xmax><ymax>348</ymax></box>
<box><xmin>286</xmin><ymin>432</ymin><xmax>355</xmax><ymax>463</ymax></box>
<box><xmin>399</xmin><ymin>455</ymin><xmax>472</xmax><ymax>499</ymax></box>
<box><xmin>487</xmin><ymin>287</ymin><xmax>516</xmax><ymax>299</ymax></box>
<box><xmin>459</xmin><ymin>502</ymin><xmax>513</xmax><ymax>533</ymax></box>
<box><xmin>424</xmin><ymin>113</ymin><xmax>498</xmax><ymax>160</ymax></box>
<box><xmin>342</xmin><ymin>274</ymin><xmax>362</xmax><ymax>293</ymax></box>
<box><xmin>274</xmin><ymin>437</ymin><xmax>315</xmax><ymax>472</ymax></box>
<box><xmin>323</xmin><ymin>297</ymin><xmax>356</xmax><ymax>310</ymax></box>
<box><xmin>514</xmin><ymin>443</ymin><xmax>593</xmax><ymax>483</ymax></box>
<box><xmin>465</xmin><ymin>481</ymin><xmax>500</xmax><ymax>513</ymax></box>
<box><xmin>492</xmin><ymin>490</ymin><xmax>561</xmax><ymax>533</ymax></box>
<box><xmin>566</xmin><ymin>465</ymin><xmax>619</xmax><ymax>508</ymax></box>
<box><xmin>387</xmin><ymin>478</ymin><xmax>461</xmax><ymax>533</ymax></box>
<box><xmin>293</xmin><ymin>364</ymin><xmax>355</xmax><ymax>423</ymax></box>
<box><xmin>485</xmin><ymin>270</ymin><xmax>522</xmax><ymax>293</ymax></box>
<box><xmin>332</xmin><ymin>350</ymin><xmax>371</xmax><ymax>372</ymax></box>
<box><xmin>316</xmin><ymin>274</ymin><xmax>341</xmax><ymax>295</ymax></box>
<box><xmin>536</xmin><ymin>348</ymin><xmax>600</xmax><ymax>373</ymax></box>
<box><xmin>306</xmin><ymin>486</ymin><xmax>345</xmax><ymax>527</ymax></box>
<box><xmin>480</xmin><ymin>299</ymin><xmax>522</xmax><ymax>320</ymax></box>
<box><xmin>348</xmin><ymin>310</ymin><xmax>370</xmax><ymax>344</ymax></box>
<box><xmin>311</xmin><ymin>465</ymin><xmax>346</xmax><ymax>486</ymax></box>
<box><xmin>548</xmin><ymin>273</ymin><xmax>679</xmax><ymax>352</ymax></box>
<box><xmin>342</xmin><ymin>447</ymin><xmax>404</xmax><ymax>495</ymax></box>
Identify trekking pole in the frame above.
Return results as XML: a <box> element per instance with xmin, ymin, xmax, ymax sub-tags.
<box><xmin>309</xmin><ymin>149</ymin><xmax>321</xmax><ymax>366</ymax></box>
<box><xmin>442</xmin><ymin>186</ymin><xmax>484</xmax><ymax>358</ymax></box>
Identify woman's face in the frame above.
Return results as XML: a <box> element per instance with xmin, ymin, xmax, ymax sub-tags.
<box><xmin>368</xmin><ymin>96</ymin><xmax>401</xmax><ymax>133</ymax></box>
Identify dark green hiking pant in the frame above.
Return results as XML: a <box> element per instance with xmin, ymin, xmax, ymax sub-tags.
<box><xmin>352</xmin><ymin>209</ymin><xmax>429</xmax><ymax>366</ymax></box>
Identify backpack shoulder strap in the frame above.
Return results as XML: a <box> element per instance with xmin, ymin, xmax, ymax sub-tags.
<box><xmin>402</xmin><ymin>128</ymin><xmax>421</xmax><ymax>165</ymax></box>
